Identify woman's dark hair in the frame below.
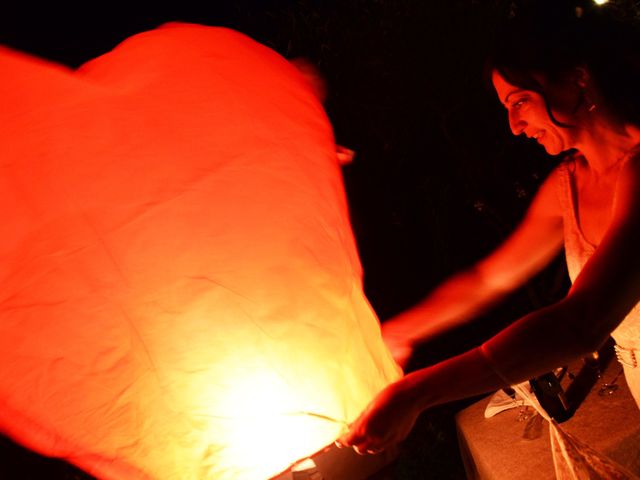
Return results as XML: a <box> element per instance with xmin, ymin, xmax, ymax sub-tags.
<box><xmin>485</xmin><ymin>0</ymin><xmax>640</xmax><ymax>127</ymax></box>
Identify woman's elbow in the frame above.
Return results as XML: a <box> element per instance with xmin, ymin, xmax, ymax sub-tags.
<box><xmin>559</xmin><ymin>294</ymin><xmax>621</xmax><ymax>354</ymax></box>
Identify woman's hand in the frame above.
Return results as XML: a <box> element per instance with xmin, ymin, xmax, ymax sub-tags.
<box><xmin>337</xmin><ymin>379</ymin><xmax>421</xmax><ymax>455</ymax></box>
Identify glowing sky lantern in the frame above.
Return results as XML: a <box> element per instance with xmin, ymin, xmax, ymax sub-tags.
<box><xmin>0</xmin><ymin>23</ymin><xmax>401</xmax><ymax>479</ymax></box>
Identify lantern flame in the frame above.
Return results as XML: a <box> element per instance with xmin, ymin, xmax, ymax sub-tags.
<box><xmin>201</xmin><ymin>370</ymin><xmax>348</xmax><ymax>479</ymax></box>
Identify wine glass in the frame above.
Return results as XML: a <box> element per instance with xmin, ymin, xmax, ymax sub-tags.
<box><xmin>583</xmin><ymin>351</ymin><xmax>620</xmax><ymax>396</ymax></box>
<box><xmin>598</xmin><ymin>365</ymin><xmax>623</xmax><ymax>397</ymax></box>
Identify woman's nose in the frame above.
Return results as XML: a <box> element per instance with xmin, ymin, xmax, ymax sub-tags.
<box><xmin>508</xmin><ymin>111</ymin><xmax>526</xmax><ymax>136</ymax></box>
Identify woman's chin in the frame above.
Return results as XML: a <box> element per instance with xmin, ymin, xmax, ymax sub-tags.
<box><xmin>541</xmin><ymin>141</ymin><xmax>565</xmax><ymax>156</ymax></box>
<box><xmin>544</xmin><ymin>147</ymin><xmax>560</xmax><ymax>156</ymax></box>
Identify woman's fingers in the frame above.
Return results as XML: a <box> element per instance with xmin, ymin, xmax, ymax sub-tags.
<box><xmin>337</xmin><ymin>421</ymin><xmax>365</xmax><ymax>449</ymax></box>
<box><xmin>348</xmin><ymin>439</ymin><xmax>386</xmax><ymax>455</ymax></box>
<box><xmin>353</xmin><ymin>437</ymin><xmax>391</xmax><ymax>455</ymax></box>
<box><xmin>337</xmin><ymin>419</ymin><xmax>388</xmax><ymax>455</ymax></box>
<box><xmin>337</xmin><ymin>379</ymin><xmax>418</xmax><ymax>456</ymax></box>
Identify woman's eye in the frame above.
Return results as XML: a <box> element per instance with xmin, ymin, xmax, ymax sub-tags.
<box><xmin>512</xmin><ymin>98</ymin><xmax>528</xmax><ymax>109</ymax></box>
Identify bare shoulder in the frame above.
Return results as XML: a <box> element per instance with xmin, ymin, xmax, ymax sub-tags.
<box><xmin>617</xmin><ymin>145</ymin><xmax>640</xmax><ymax>191</ymax></box>
<box><xmin>619</xmin><ymin>124</ymin><xmax>640</xmax><ymax>177</ymax></box>
<box><xmin>611</xmin><ymin>145</ymin><xmax>640</xmax><ymax>223</ymax></box>
<box><xmin>526</xmin><ymin>157</ymin><xmax>573</xmax><ymax>219</ymax></box>
<box><xmin>622</xmin><ymin>144</ymin><xmax>640</xmax><ymax>175</ymax></box>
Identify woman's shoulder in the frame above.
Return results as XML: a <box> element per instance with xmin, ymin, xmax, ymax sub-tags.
<box><xmin>540</xmin><ymin>151</ymin><xmax>583</xmax><ymax>187</ymax></box>
<box><xmin>611</xmin><ymin>143</ymin><xmax>640</xmax><ymax>216</ymax></box>
<box><xmin>625</xmin><ymin>141</ymin><xmax>640</xmax><ymax>163</ymax></box>
<box><xmin>522</xmin><ymin>158</ymin><xmax>570</xmax><ymax>218</ymax></box>
<box><xmin>531</xmin><ymin>152</ymin><xmax>585</xmax><ymax>216</ymax></box>
<box><xmin>621</xmin><ymin>125</ymin><xmax>640</xmax><ymax>167</ymax></box>
<box><xmin>620</xmin><ymin>144</ymin><xmax>640</xmax><ymax>181</ymax></box>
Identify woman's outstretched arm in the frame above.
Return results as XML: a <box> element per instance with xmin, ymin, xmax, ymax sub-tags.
<box><xmin>341</xmin><ymin>154</ymin><xmax>640</xmax><ymax>454</ymax></box>
<box><xmin>383</xmin><ymin>166</ymin><xmax>565</xmax><ymax>365</ymax></box>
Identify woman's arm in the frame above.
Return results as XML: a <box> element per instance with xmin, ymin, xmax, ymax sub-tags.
<box><xmin>383</xmin><ymin>167</ymin><xmax>565</xmax><ymax>363</ymax></box>
<box><xmin>341</xmin><ymin>154</ymin><xmax>640</xmax><ymax>454</ymax></box>
<box><xmin>484</xmin><ymin>152</ymin><xmax>640</xmax><ymax>383</ymax></box>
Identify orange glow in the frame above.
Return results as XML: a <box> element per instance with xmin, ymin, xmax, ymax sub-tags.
<box><xmin>209</xmin><ymin>371</ymin><xmax>341</xmax><ymax>477</ymax></box>
<box><xmin>0</xmin><ymin>24</ymin><xmax>401</xmax><ymax>479</ymax></box>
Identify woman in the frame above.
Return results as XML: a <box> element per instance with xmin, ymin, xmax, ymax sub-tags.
<box><xmin>339</xmin><ymin>2</ymin><xmax>640</xmax><ymax>456</ymax></box>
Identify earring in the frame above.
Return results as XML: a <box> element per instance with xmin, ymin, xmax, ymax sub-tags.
<box><xmin>573</xmin><ymin>89</ymin><xmax>596</xmax><ymax>114</ymax></box>
<box><xmin>580</xmin><ymin>90</ymin><xmax>598</xmax><ymax>113</ymax></box>
<box><xmin>583</xmin><ymin>90</ymin><xmax>597</xmax><ymax>113</ymax></box>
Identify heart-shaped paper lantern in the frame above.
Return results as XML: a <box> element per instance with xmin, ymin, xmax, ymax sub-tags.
<box><xmin>0</xmin><ymin>23</ymin><xmax>401</xmax><ymax>480</ymax></box>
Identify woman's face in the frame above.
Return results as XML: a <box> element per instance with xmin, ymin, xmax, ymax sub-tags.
<box><xmin>492</xmin><ymin>70</ymin><xmax>580</xmax><ymax>156</ymax></box>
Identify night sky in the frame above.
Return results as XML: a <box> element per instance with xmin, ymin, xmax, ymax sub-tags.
<box><xmin>0</xmin><ymin>1</ymin><xmax>581</xmax><ymax>478</ymax></box>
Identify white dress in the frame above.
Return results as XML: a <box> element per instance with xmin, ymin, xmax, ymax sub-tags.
<box><xmin>557</xmin><ymin>159</ymin><xmax>640</xmax><ymax>408</ymax></box>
